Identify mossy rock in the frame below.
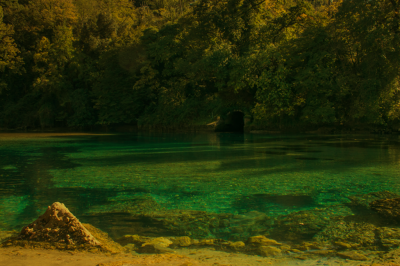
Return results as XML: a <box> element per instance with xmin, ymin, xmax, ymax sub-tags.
<box><xmin>257</xmin><ymin>246</ymin><xmax>282</xmax><ymax>257</ymax></box>
<box><xmin>337</xmin><ymin>251</ymin><xmax>368</xmax><ymax>261</ymax></box>
<box><xmin>270</xmin><ymin>205</ymin><xmax>352</xmax><ymax>242</ymax></box>
<box><xmin>313</xmin><ymin>221</ymin><xmax>377</xmax><ymax>248</ymax></box>
<box><xmin>247</xmin><ymin>235</ymin><xmax>282</xmax><ymax>246</ymax></box>
<box><xmin>348</xmin><ymin>191</ymin><xmax>400</xmax><ymax>214</ymax></box>
<box><xmin>116</xmin><ymin>234</ymin><xmax>150</xmax><ymax>247</ymax></box>
<box><xmin>143</xmin><ymin>210</ymin><xmax>233</xmax><ymax>239</ymax></box>
<box><xmin>370</xmin><ymin>198</ymin><xmax>400</xmax><ymax>222</ymax></box>
<box><xmin>376</xmin><ymin>227</ymin><xmax>400</xmax><ymax>249</ymax></box>
<box><xmin>228</xmin><ymin>211</ymin><xmax>274</xmax><ymax>241</ymax></box>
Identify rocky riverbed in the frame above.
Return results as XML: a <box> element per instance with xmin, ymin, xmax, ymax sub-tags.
<box><xmin>2</xmin><ymin>198</ymin><xmax>400</xmax><ymax>266</ymax></box>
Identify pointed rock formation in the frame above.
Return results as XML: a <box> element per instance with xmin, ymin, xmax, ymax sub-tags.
<box><xmin>2</xmin><ymin>202</ymin><xmax>125</xmax><ymax>253</ymax></box>
<box><xmin>19</xmin><ymin>202</ymin><xmax>100</xmax><ymax>246</ymax></box>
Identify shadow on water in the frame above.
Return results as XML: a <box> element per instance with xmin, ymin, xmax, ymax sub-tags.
<box><xmin>80</xmin><ymin>212</ymin><xmax>179</xmax><ymax>239</ymax></box>
<box><xmin>294</xmin><ymin>157</ymin><xmax>319</xmax><ymax>160</ymax></box>
<box><xmin>232</xmin><ymin>194</ymin><xmax>319</xmax><ymax>214</ymax></box>
<box><xmin>256</xmin><ymin>151</ymin><xmax>288</xmax><ymax>155</ymax></box>
<box><xmin>0</xmin><ymin>146</ymin><xmax>83</xmax><ymax>228</ymax></box>
<box><xmin>271</xmin><ymin>147</ymin><xmax>322</xmax><ymax>153</ymax></box>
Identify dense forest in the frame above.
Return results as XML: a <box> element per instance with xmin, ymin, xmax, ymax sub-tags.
<box><xmin>0</xmin><ymin>0</ymin><xmax>399</xmax><ymax>132</ymax></box>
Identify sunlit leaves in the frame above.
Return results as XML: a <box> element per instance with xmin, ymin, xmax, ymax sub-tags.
<box><xmin>28</xmin><ymin>0</ymin><xmax>77</xmax><ymax>30</ymax></box>
<box><xmin>33</xmin><ymin>26</ymin><xmax>74</xmax><ymax>93</ymax></box>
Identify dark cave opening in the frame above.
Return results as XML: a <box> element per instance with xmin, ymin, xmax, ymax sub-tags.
<box><xmin>216</xmin><ymin>111</ymin><xmax>244</xmax><ymax>132</ymax></box>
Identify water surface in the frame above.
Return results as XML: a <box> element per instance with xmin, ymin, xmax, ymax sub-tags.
<box><xmin>1</xmin><ymin>132</ymin><xmax>399</xmax><ymax>240</ymax></box>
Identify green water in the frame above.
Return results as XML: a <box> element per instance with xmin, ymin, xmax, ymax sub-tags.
<box><xmin>1</xmin><ymin>132</ymin><xmax>399</xmax><ymax>241</ymax></box>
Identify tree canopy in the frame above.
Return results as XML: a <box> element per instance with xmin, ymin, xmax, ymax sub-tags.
<box><xmin>1</xmin><ymin>0</ymin><xmax>399</xmax><ymax>131</ymax></box>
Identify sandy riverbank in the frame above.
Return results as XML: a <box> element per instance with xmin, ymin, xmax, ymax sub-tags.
<box><xmin>1</xmin><ymin>246</ymin><xmax>399</xmax><ymax>266</ymax></box>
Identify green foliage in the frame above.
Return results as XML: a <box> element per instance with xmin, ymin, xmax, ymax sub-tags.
<box><xmin>1</xmin><ymin>0</ymin><xmax>400</xmax><ymax>130</ymax></box>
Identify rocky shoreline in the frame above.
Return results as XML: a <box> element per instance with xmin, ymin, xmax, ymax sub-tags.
<box><xmin>2</xmin><ymin>197</ymin><xmax>400</xmax><ymax>265</ymax></box>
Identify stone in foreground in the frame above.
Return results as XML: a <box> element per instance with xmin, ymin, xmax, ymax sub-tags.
<box><xmin>19</xmin><ymin>202</ymin><xmax>99</xmax><ymax>246</ymax></box>
<box><xmin>2</xmin><ymin>202</ymin><xmax>124</xmax><ymax>253</ymax></box>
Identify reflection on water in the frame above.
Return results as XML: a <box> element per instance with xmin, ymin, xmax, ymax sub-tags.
<box><xmin>1</xmin><ymin>133</ymin><xmax>400</xmax><ymax>246</ymax></box>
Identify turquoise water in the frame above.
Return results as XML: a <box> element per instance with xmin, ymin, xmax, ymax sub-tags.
<box><xmin>1</xmin><ymin>132</ymin><xmax>400</xmax><ymax>241</ymax></box>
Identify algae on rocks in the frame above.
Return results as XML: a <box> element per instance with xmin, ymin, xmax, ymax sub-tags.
<box><xmin>347</xmin><ymin>191</ymin><xmax>400</xmax><ymax>214</ymax></box>
<box><xmin>270</xmin><ymin>205</ymin><xmax>353</xmax><ymax>242</ymax></box>
<box><xmin>370</xmin><ymin>197</ymin><xmax>400</xmax><ymax>222</ymax></box>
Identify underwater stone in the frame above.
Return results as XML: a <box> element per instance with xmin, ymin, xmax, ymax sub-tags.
<box><xmin>292</xmin><ymin>242</ymin><xmax>324</xmax><ymax>251</ymax></box>
<box><xmin>139</xmin><ymin>237</ymin><xmax>174</xmax><ymax>254</ymax></box>
<box><xmin>247</xmin><ymin>235</ymin><xmax>282</xmax><ymax>246</ymax></box>
<box><xmin>257</xmin><ymin>246</ymin><xmax>282</xmax><ymax>257</ymax></box>
<box><xmin>314</xmin><ymin>221</ymin><xmax>376</xmax><ymax>248</ymax></box>
<box><xmin>270</xmin><ymin>206</ymin><xmax>352</xmax><ymax>242</ymax></box>
<box><xmin>142</xmin><ymin>237</ymin><xmax>172</xmax><ymax>248</ymax></box>
<box><xmin>127</xmin><ymin>210</ymin><xmax>233</xmax><ymax>239</ymax></box>
<box><xmin>199</xmin><ymin>239</ymin><xmax>214</xmax><ymax>245</ymax></box>
<box><xmin>370</xmin><ymin>198</ymin><xmax>400</xmax><ymax>221</ymax></box>
<box><xmin>310</xmin><ymin>250</ymin><xmax>335</xmax><ymax>256</ymax></box>
<box><xmin>228</xmin><ymin>211</ymin><xmax>273</xmax><ymax>240</ymax></box>
<box><xmin>348</xmin><ymin>191</ymin><xmax>400</xmax><ymax>213</ymax></box>
<box><xmin>334</xmin><ymin>241</ymin><xmax>352</xmax><ymax>249</ymax></box>
<box><xmin>372</xmin><ymin>248</ymin><xmax>400</xmax><ymax>265</ymax></box>
<box><xmin>87</xmin><ymin>194</ymin><xmax>162</xmax><ymax>215</ymax></box>
<box><xmin>337</xmin><ymin>251</ymin><xmax>368</xmax><ymax>261</ymax></box>
<box><xmin>116</xmin><ymin>234</ymin><xmax>150</xmax><ymax>246</ymax></box>
<box><xmin>376</xmin><ymin>227</ymin><xmax>400</xmax><ymax>248</ymax></box>
<box><xmin>228</xmin><ymin>241</ymin><xmax>245</xmax><ymax>250</ymax></box>
<box><xmin>173</xmin><ymin>236</ymin><xmax>191</xmax><ymax>247</ymax></box>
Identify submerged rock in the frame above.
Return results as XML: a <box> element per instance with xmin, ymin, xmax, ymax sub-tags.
<box><xmin>116</xmin><ymin>234</ymin><xmax>150</xmax><ymax>246</ymax></box>
<box><xmin>245</xmin><ymin>235</ymin><xmax>285</xmax><ymax>257</ymax></box>
<box><xmin>292</xmin><ymin>242</ymin><xmax>325</xmax><ymax>251</ymax></box>
<box><xmin>247</xmin><ymin>235</ymin><xmax>282</xmax><ymax>246</ymax></box>
<box><xmin>229</xmin><ymin>241</ymin><xmax>245</xmax><ymax>248</ymax></box>
<box><xmin>257</xmin><ymin>246</ymin><xmax>282</xmax><ymax>256</ymax></box>
<box><xmin>228</xmin><ymin>211</ymin><xmax>274</xmax><ymax>240</ymax></box>
<box><xmin>314</xmin><ymin>220</ymin><xmax>377</xmax><ymax>248</ymax></box>
<box><xmin>139</xmin><ymin>237</ymin><xmax>175</xmax><ymax>254</ymax></box>
<box><xmin>142</xmin><ymin>237</ymin><xmax>172</xmax><ymax>248</ymax></box>
<box><xmin>138</xmin><ymin>210</ymin><xmax>233</xmax><ymax>239</ymax></box>
<box><xmin>87</xmin><ymin>194</ymin><xmax>163</xmax><ymax>215</ymax></box>
<box><xmin>270</xmin><ymin>205</ymin><xmax>352</xmax><ymax>242</ymax></box>
<box><xmin>87</xmin><ymin>208</ymin><xmax>234</xmax><ymax>240</ymax></box>
<box><xmin>348</xmin><ymin>191</ymin><xmax>400</xmax><ymax>214</ymax></box>
<box><xmin>173</xmin><ymin>236</ymin><xmax>192</xmax><ymax>247</ymax></box>
<box><xmin>2</xmin><ymin>202</ymin><xmax>124</xmax><ymax>253</ymax></box>
<box><xmin>337</xmin><ymin>251</ymin><xmax>368</xmax><ymax>261</ymax></box>
<box><xmin>334</xmin><ymin>241</ymin><xmax>352</xmax><ymax>249</ymax></box>
<box><xmin>370</xmin><ymin>198</ymin><xmax>400</xmax><ymax>222</ymax></box>
<box><xmin>376</xmin><ymin>227</ymin><xmax>400</xmax><ymax>249</ymax></box>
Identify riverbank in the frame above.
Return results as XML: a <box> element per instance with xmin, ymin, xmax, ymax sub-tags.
<box><xmin>1</xmin><ymin>201</ymin><xmax>399</xmax><ymax>266</ymax></box>
<box><xmin>1</xmin><ymin>244</ymin><xmax>400</xmax><ymax>266</ymax></box>
<box><xmin>1</xmin><ymin>123</ymin><xmax>399</xmax><ymax>134</ymax></box>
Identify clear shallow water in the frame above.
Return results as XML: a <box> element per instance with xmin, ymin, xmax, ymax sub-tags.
<box><xmin>1</xmin><ymin>132</ymin><xmax>400</xmax><ymax>241</ymax></box>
